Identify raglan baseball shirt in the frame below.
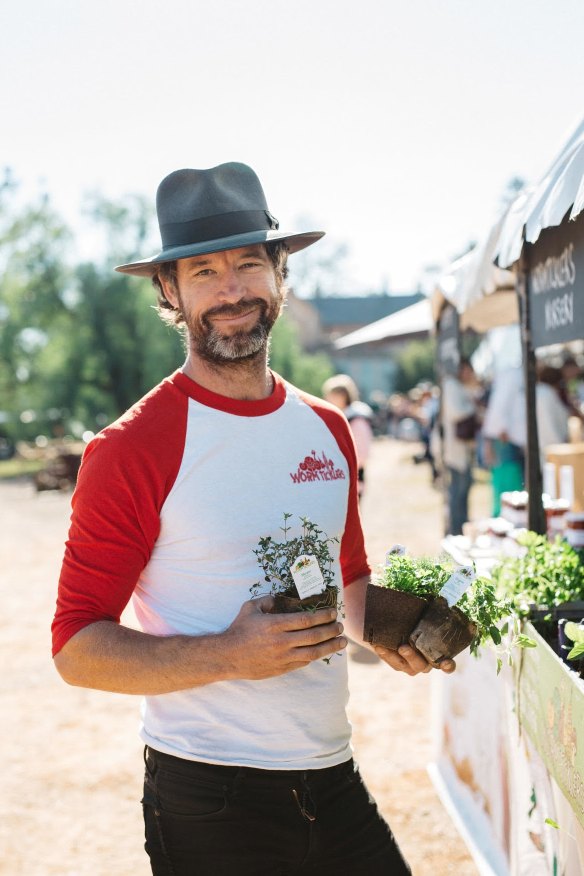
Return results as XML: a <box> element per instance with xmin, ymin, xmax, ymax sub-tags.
<box><xmin>52</xmin><ymin>370</ymin><xmax>370</xmax><ymax>770</ymax></box>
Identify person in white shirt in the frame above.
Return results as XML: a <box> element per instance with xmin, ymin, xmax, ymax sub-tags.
<box><xmin>482</xmin><ymin>365</ymin><xmax>526</xmax><ymax>516</ymax></box>
<box><xmin>536</xmin><ymin>365</ymin><xmax>570</xmax><ymax>469</ymax></box>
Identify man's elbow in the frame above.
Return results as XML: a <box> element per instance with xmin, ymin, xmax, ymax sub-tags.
<box><xmin>52</xmin><ymin>624</ymin><xmax>101</xmax><ymax>687</ymax></box>
<box><xmin>53</xmin><ymin>645</ymin><xmax>85</xmax><ymax>687</ymax></box>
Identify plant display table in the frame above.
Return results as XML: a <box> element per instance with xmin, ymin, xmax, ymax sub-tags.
<box><xmin>430</xmin><ymin>538</ymin><xmax>584</xmax><ymax>875</ymax></box>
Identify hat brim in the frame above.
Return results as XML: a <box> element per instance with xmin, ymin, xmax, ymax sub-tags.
<box><xmin>115</xmin><ymin>229</ymin><xmax>324</xmax><ymax>278</ymax></box>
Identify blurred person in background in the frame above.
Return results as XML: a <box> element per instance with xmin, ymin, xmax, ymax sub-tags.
<box><xmin>536</xmin><ymin>364</ymin><xmax>570</xmax><ymax>469</ymax></box>
<box><xmin>323</xmin><ymin>374</ymin><xmax>373</xmax><ymax>500</ymax></box>
<box><xmin>412</xmin><ymin>384</ymin><xmax>440</xmax><ymax>483</ymax></box>
<box><xmin>482</xmin><ymin>364</ymin><xmax>526</xmax><ymax>517</ymax></box>
<box><xmin>441</xmin><ymin>358</ymin><xmax>481</xmax><ymax>535</ymax></box>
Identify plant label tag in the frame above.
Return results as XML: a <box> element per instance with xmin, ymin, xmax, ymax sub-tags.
<box><xmin>290</xmin><ymin>554</ymin><xmax>326</xmax><ymax>599</ymax></box>
<box><xmin>440</xmin><ymin>566</ymin><xmax>475</xmax><ymax>606</ymax></box>
<box><xmin>385</xmin><ymin>544</ymin><xmax>406</xmax><ymax>565</ymax></box>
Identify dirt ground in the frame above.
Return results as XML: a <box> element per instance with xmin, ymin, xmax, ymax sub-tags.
<box><xmin>0</xmin><ymin>437</ymin><xmax>490</xmax><ymax>875</ymax></box>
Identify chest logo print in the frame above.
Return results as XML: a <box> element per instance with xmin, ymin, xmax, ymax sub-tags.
<box><xmin>290</xmin><ymin>450</ymin><xmax>346</xmax><ymax>484</ymax></box>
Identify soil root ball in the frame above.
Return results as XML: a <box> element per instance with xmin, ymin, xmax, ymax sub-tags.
<box><xmin>409</xmin><ymin>596</ymin><xmax>477</xmax><ymax>665</ymax></box>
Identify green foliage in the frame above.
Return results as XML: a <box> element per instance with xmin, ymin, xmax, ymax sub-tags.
<box><xmin>563</xmin><ymin>621</ymin><xmax>584</xmax><ymax>660</ymax></box>
<box><xmin>378</xmin><ymin>554</ymin><xmax>448</xmax><ymax>600</ymax></box>
<box><xmin>0</xmin><ymin>180</ymin><xmax>184</xmax><ymax>439</ymax></box>
<box><xmin>378</xmin><ymin>552</ymin><xmax>523</xmax><ymax>657</ymax></box>
<box><xmin>489</xmin><ymin>532</ymin><xmax>584</xmax><ymax>614</ymax></box>
<box><xmin>251</xmin><ymin>513</ymin><xmax>339</xmax><ymax>599</ymax></box>
<box><xmin>269</xmin><ymin>314</ymin><xmax>334</xmax><ymax>396</ymax></box>
<box><xmin>393</xmin><ymin>339</ymin><xmax>436</xmax><ymax>393</ymax></box>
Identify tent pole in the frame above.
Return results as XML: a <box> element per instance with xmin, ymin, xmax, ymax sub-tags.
<box><xmin>518</xmin><ymin>246</ymin><xmax>546</xmax><ymax>534</ymax></box>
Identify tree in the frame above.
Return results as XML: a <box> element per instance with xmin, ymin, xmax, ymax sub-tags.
<box><xmin>0</xmin><ymin>172</ymin><xmax>72</xmax><ymax>439</ymax></box>
<box><xmin>269</xmin><ymin>314</ymin><xmax>334</xmax><ymax>396</ymax></box>
<box><xmin>40</xmin><ymin>193</ymin><xmax>184</xmax><ymax>432</ymax></box>
<box><xmin>393</xmin><ymin>339</ymin><xmax>436</xmax><ymax>393</ymax></box>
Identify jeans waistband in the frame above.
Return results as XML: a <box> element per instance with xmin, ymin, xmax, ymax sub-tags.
<box><xmin>145</xmin><ymin>746</ymin><xmax>354</xmax><ymax>788</ymax></box>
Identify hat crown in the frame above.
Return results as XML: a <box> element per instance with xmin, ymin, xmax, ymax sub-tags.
<box><xmin>114</xmin><ymin>161</ymin><xmax>324</xmax><ymax>277</ymax></box>
<box><xmin>157</xmin><ymin>162</ymin><xmax>269</xmax><ymax>226</ymax></box>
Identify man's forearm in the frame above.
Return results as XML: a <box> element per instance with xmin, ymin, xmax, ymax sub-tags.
<box><xmin>53</xmin><ymin>597</ymin><xmax>347</xmax><ymax>694</ymax></box>
<box><xmin>53</xmin><ymin>621</ymin><xmax>232</xmax><ymax>695</ymax></box>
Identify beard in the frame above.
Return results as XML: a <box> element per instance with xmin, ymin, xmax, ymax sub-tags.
<box><xmin>180</xmin><ymin>293</ymin><xmax>283</xmax><ymax>365</ymax></box>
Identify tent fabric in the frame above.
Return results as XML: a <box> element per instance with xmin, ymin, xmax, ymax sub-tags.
<box><xmin>431</xmin><ymin>233</ymin><xmax>517</xmax><ymax>334</ymax></box>
<box><xmin>496</xmin><ymin>116</ymin><xmax>584</xmax><ymax>268</ymax></box>
<box><xmin>333</xmin><ymin>298</ymin><xmax>432</xmax><ymax>349</ymax></box>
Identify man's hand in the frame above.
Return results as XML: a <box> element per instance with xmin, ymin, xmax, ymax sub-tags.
<box><xmin>373</xmin><ymin>643</ymin><xmax>456</xmax><ymax>676</ymax></box>
<box><xmin>222</xmin><ymin>597</ymin><xmax>347</xmax><ymax>680</ymax></box>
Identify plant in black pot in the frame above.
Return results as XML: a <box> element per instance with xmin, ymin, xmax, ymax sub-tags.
<box><xmin>489</xmin><ymin>532</ymin><xmax>584</xmax><ymax>657</ymax></box>
<box><xmin>251</xmin><ymin>513</ymin><xmax>340</xmax><ymax>614</ymax></box>
<box><xmin>364</xmin><ymin>548</ymin><xmax>531</xmax><ymax>669</ymax></box>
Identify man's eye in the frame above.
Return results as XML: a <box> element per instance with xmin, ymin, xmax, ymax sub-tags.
<box><xmin>195</xmin><ymin>268</ymin><xmax>214</xmax><ymax>277</ymax></box>
<box><xmin>241</xmin><ymin>262</ymin><xmax>262</xmax><ymax>270</ymax></box>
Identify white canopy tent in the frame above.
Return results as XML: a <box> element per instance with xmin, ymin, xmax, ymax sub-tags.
<box><xmin>495</xmin><ymin>115</ymin><xmax>584</xmax><ymax>268</ymax></box>
<box><xmin>432</xmin><ymin>216</ymin><xmax>518</xmax><ymax>335</ymax></box>
<box><xmin>334</xmin><ymin>297</ymin><xmax>432</xmax><ymax>350</ymax></box>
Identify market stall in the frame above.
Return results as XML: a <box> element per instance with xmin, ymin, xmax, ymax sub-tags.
<box><xmin>429</xmin><ymin>116</ymin><xmax>584</xmax><ymax>876</ymax></box>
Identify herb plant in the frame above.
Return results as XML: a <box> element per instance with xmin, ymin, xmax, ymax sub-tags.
<box><xmin>489</xmin><ymin>532</ymin><xmax>584</xmax><ymax>616</ymax></box>
<box><xmin>378</xmin><ymin>553</ymin><xmax>533</xmax><ymax>664</ymax></box>
<box><xmin>251</xmin><ymin>513</ymin><xmax>339</xmax><ymax>600</ymax></box>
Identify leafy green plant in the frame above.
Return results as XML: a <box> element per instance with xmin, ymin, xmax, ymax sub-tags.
<box><xmin>251</xmin><ymin>513</ymin><xmax>339</xmax><ymax>600</ymax></box>
<box><xmin>489</xmin><ymin>532</ymin><xmax>584</xmax><ymax>617</ymax></box>
<box><xmin>377</xmin><ymin>553</ymin><xmax>533</xmax><ymax>663</ymax></box>
<box><xmin>564</xmin><ymin>621</ymin><xmax>584</xmax><ymax>660</ymax></box>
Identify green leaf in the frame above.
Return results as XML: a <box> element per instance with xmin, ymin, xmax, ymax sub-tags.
<box><xmin>564</xmin><ymin>621</ymin><xmax>584</xmax><ymax>644</ymax></box>
<box><xmin>545</xmin><ymin>818</ymin><xmax>560</xmax><ymax>830</ymax></box>
<box><xmin>567</xmin><ymin>643</ymin><xmax>584</xmax><ymax>660</ymax></box>
<box><xmin>496</xmin><ymin>658</ymin><xmax>503</xmax><ymax>675</ymax></box>
<box><xmin>516</xmin><ymin>635</ymin><xmax>537</xmax><ymax>648</ymax></box>
<box><xmin>489</xmin><ymin>626</ymin><xmax>501</xmax><ymax>645</ymax></box>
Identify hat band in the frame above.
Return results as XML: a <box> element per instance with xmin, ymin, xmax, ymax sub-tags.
<box><xmin>160</xmin><ymin>210</ymin><xmax>279</xmax><ymax>250</ymax></box>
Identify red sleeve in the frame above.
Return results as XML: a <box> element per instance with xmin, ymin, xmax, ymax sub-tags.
<box><xmin>51</xmin><ymin>379</ymin><xmax>187</xmax><ymax>656</ymax></box>
<box><xmin>295</xmin><ymin>390</ymin><xmax>371</xmax><ymax>586</ymax></box>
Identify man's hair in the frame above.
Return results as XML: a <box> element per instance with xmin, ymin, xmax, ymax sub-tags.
<box><xmin>152</xmin><ymin>241</ymin><xmax>289</xmax><ymax>327</ymax></box>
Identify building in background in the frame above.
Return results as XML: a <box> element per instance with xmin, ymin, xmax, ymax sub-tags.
<box><xmin>285</xmin><ymin>290</ymin><xmax>425</xmax><ymax>400</ymax></box>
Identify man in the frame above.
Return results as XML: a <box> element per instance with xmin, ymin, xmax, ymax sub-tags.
<box><xmin>52</xmin><ymin>162</ymin><xmax>454</xmax><ymax>875</ymax></box>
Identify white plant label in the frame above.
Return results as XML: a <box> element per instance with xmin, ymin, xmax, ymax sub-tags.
<box><xmin>290</xmin><ymin>554</ymin><xmax>326</xmax><ymax>598</ymax></box>
<box><xmin>440</xmin><ymin>565</ymin><xmax>476</xmax><ymax>607</ymax></box>
<box><xmin>385</xmin><ymin>544</ymin><xmax>407</xmax><ymax>565</ymax></box>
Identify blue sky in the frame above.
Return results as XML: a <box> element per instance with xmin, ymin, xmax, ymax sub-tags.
<box><xmin>3</xmin><ymin>0</ymin><xmax>584</xmax><ymax>293</ymax></box>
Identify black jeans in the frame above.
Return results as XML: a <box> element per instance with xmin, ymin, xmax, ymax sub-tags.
<box><xmin>142</xmin><ymin>747</ymin><xmax>411</xmax><ymax>875</ymax></box>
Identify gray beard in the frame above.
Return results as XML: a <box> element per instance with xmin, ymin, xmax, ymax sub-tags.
<box><xmin>184</xmin><ymin>296</ymin><xmax>280</xmax><ymax>365</ymax></box>
<box><xmin>198</xmin><ymin>321</ymin><xmax>269</xmax><ymax>363</ymax></box>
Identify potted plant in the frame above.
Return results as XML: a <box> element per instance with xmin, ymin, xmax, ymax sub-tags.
<box><xmin>364</xmin><ymin>550</ymin><xmax>530</xmax><ymax>668</ymax></box>
<box><xmin>251</xmin><ymin>513</ymin><xmax>340</xmax><ymax>614</ymax></box>
<box><xmin>489</xmin><ymin>532</ymin><xmax>584</xmax><ymax>658</ymax></box>
<box><xmin>560</xmin><ymin>620</ymin><xmax>584</xmax><ymax>677</ymax></box>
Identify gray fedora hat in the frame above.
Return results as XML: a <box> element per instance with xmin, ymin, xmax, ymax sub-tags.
<box><xmin>115</xmin><ymin>162</ymin><xmax>324</xmax><ymax>277</ymax></box>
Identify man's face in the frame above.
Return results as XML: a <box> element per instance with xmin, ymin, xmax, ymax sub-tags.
<box><xmin>162</xmin><ymin>245</ymin><xmax>284</xmax><ymax>364</ymax></box>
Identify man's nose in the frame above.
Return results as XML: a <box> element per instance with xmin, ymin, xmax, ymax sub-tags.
<box><xmin>217</xmin><ymin>268</ymin><xmax>245</xmax><ymax>300</ymax></box>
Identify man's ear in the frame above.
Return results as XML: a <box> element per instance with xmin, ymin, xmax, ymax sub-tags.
<box><xmin>160</xmin><ymin>276</ymin><xmax>180</xmax><ymax>309</ymax></box>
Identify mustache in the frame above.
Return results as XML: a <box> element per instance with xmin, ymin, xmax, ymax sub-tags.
<box><xmin>202</xmin><ymin>299</ymin><xmax>268</xmax><ymax>321</ymax></box>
